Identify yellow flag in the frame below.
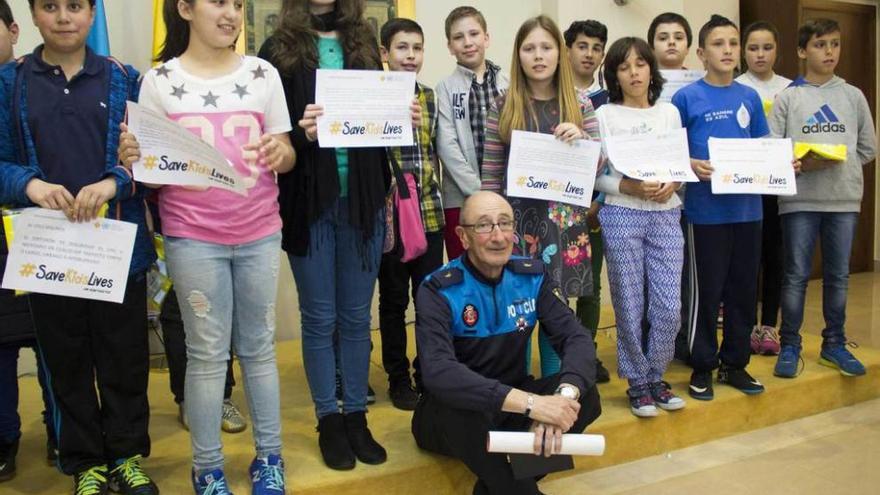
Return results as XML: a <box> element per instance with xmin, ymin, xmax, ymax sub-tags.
<box><xmin>151</xmin><ymin>0</ymin><xmax>247</xmax><ymax>66</ymax></box>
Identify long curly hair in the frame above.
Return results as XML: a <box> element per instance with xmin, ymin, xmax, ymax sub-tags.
<box><xmin>268</xmin><ymin>0</ymin><xmax>381</xmax><ymax>74</ymax></box>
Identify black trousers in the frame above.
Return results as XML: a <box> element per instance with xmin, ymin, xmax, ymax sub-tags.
<box><xmin>412</xmin><ymin>375</ymin><xmax>602</xmax><ymax>495</ymax></box>
<box><xmin>377</xmin><ymin>232</ymin><xmax>444</xmax><ymax>385</ymax></box>
<box><xmin>160</xmin><ymin>287</ymin><xmax>235</xmax><ymax>404</ymax></box>
<box><xmin>30</xmin><ymin>275</ymin><xmax>151</xmax><ymax>475</ymax></box>
<box><xmin>689</xmin><ymin>222</ymin><xmax>762</xmax><ymax>372</ymax></box>
<box><xmin>758</xmin><ymin>196</ymin><xmax>783</xmax><ymax>327</ymax></box>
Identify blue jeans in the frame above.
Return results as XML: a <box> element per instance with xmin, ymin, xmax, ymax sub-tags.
<box><xmin>289</xmin><ymin>199</ymin><xmax>384</xmax><ymax>418</ymax></box>
<box><xmin>165</xmin><ymin>231</ymin><xmax>283</xmax><ymax>472</ymax></box>
<box><xmin>779</xmin><ymin>212</ymin><xmax>858</xmax><ymax>348</ymax></box>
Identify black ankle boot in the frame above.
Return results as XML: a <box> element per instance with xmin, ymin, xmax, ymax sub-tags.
<box><xmin>0</xmin><ymin>437</ymin><xmax>19</xmax><ymax>482</ymax></box>
<box><xmin>343</xmin><ymin>411</ymin><xmax>387</xmax><ymax>465</ymax></box>
<box><xmin>317</xmin><ymin>413</ymin><xmax>355</xmax><ymax>470</ymax></box>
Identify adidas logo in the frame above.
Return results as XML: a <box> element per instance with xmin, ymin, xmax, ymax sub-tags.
<box><xmin>802</xmin><ymin>104</ymin><xmax>846</xmax><ymax>134</ymax></box>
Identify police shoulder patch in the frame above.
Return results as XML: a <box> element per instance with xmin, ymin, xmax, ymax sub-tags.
<box><xmin>428</xmin><ymin>267</ymin><xmax>464</xmax><ymax>289</ymax></box>
<box><xmin>507</xmin><ymin>258</ymin><xmax>544</xmax><ymax>275</ymax></box>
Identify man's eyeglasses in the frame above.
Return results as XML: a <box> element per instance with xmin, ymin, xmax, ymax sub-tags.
<box><xmin>460</xmin><ymin>220</ymin><xmax>516</xmax><ymax>234</ymax></box>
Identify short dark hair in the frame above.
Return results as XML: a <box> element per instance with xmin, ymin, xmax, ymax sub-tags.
<box><xmin>698</xmin><ymin>14</ymin><xmax>738</xmax><ymax>48</ymax></box>
<box><xmin>563</xmin><ymin>20</ymin><xmax>608</xmax><ymax>48</ymax></box>
<box><xmin>28</xmin><ymin>0</ymin><xmax>97</xmax><ymax>9</ymax></box>
<box><xmin>380</xmin><ymin>17</ymin><xmax>423</xmax><ymax>49</ymax></box>
<box><xmin>444</xmin><ymin>6</ymin><xmax>487</xmax><ymax>40</ymax></box>
<box><xmin>742</xmin><ymin>20</ymin><xmax>781</xmax><ymax>45</ymax></box>
<box><xmin>798</xmin><ymin>18</ymin><xmax>840</xmax><ymax>49</ymax></box>
<box><xmin>0</xmin><ymin>0</ymin><xmax>14</xmax><ymax>29</ymax></box>
<box><xmin>603</xmin><ymin>37</ymin><xmax>665</xmax><ymax>106</ymax></box>
<box><xmin>648</xmin><ymin>12</ymin><xmax>692</xmax><ymax>48</ymax></box>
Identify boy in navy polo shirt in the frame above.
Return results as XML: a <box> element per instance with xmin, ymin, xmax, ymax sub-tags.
<box><xmin>0</xmin><ymin>1</ymin><xmax>157</xmax><ymax>494</ymax></box>
<box><xmin>672</xmin><ymin>15</ymin><xmax>769</xmax><ymax>401</ymax></box>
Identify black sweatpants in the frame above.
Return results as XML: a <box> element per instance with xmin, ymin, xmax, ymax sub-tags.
<box><xmin>378</xmin><ymin>232</ymin><xmax>444</xmax><ymax>385</ymax></box>
<box><xmin>758</xmin><ymin>196</ymin><xmax>783</xmax><ymax>327</ymax></box>
<box><xmin>688</xmin><ymin>222</ymin><xmax>761</xmax><ymax>372</ymax></box>
<box><xmin>412</xmin><ymin>375</ymin><xmax>601</xmax><ymax>495</ymax></box>
<box><xmin>31</xmin><ymin>275</ymin><xmax>151</xmax><ymax>475</ymax></box>
<box><xmin>160</xmin><ymin>287</ymin><xmax>235</xmax><ymax>404</ymax></box>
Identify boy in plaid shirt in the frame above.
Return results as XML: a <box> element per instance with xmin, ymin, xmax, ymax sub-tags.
<box><xmin>377</xmin><ymin>18</ymin><xmax>445</xmax><ymax>410</ymax></box>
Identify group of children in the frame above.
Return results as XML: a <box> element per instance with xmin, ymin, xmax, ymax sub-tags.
<box><xmin>0</xmin><ymin>1</ymin><xmax>875</xmax><ymax>495</ymax></box>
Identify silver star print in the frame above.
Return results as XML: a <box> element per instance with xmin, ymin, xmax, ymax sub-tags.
<box><xmin>155</xmin><ymin>65</ymin><xmax>171</xmax><ymax>78</ymax></box>
<box><xmin>201</xmin><ymin>91</ymin><xmax>220</xmax><ymax>107</ymax></box>
<box><xmin>251</xmin><ymin>65</ymin><xmax>267</xmax><ymax>79</ymax></box>
<box><xmin>170</xmin><ymin>84</ymin><xmax>187</xmax><ymax>100</ymax></box>
<box><xmin>232</xmin><ymin>83</ymin><xmax>250</xmax><ymax>99</ymax></box>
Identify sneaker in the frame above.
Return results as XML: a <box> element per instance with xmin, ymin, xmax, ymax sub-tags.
<box><xmin>758</xmin><ymin>326</ymin><xmax>781</xmax><ymax>355</ymax></box>
<box><xmin>221</xmin><ymin>399</ymin><xmax>247</xmax><ymax>433</ymax></box>
<box><xmin>47</xmin><ymin>436</ymin><xmax>58</xmax><ymax>466</ymax></box>
<box><xmin>74</xmin><ymin>465</ymin><xmax>109</xmax><ymax>495</ymax></box>
<box><xmin>317</xmin><ymin>413</ymin><xmax>355</xmax><ymax>470</ymax></box>
<box><xmin>819</xmin><ymin>344</ymin><xmax>866</xmax><ymax>376</ymax></box>
<box><xmin>595</xmin><ymin>359</ymin><xmax>610</xmax><ymax>384</ymax></box>
<box><xmin>178</xmin><ymin>402</ymin><xmax>189</xmax><ymax>431</ymax></box>
<box><xmin>388</xmin><ymin>381</ymin><xmax>419</xmax><ymax>411</ymax></box>
<box><xmin>774</xmin><ymin>345</ymin><xmax>802</xmax><ymax>378</ymax></box>
<box><xmin>749</xmin><ymin>325</ymin><xmax>762</xmax><ymax>354</ymax></box>
<box><xmin>109</xmin><ymin>455</ymin><xmax>158</xmax><ymax>495</ymax></box>
<box><xmin>627</xmin><ymin>385</ymin><xmax>658</xmax><ymax>417</ymax></box>
<box><xmin>249</xmin><ymin>454</ymin><xmax>284</xmax><ymax>495</ymax></box>
<box><xmin>717</xmin><ymin>365</ymin><xmax>765</xmax><ymax>395</ymax></box>
<box><xmin>0</xmin><ymin>437</ymin><xmax>19</xmax><ymax>482</ymax></box>
<box><xmin>343</xmin><ymin>411</ymin><xmax>387</xmax><ymax>464</ymax></box>
<box><xmin>649</xmin><ymin>381</ymin><xmax>686</xmax><ymax>411</ymax></box>
<box><xmin>688</xmin><ymin>370</ymin><xmax>714</xmax><ymax>401</ymax></box>
<box><xmin>192</xmin><ymin>468</ymin><xmax>233</xmax><ymax>495</ymax></box>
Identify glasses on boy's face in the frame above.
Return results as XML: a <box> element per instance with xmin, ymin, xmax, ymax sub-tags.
<box><xmin>460</xmin><ymin>220</ymin><xmax>516</xmax><ymax>234</ymax></box>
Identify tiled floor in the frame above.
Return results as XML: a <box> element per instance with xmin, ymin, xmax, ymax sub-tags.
<box><xmin>542</xmin><ymin>398</ymin><xmax>880</xmax><ymax>494</ymax></box>
<box><xmin>540</xmin><ymin>270</ymin><xmax>880</xmax><ymax>495</ymax></box>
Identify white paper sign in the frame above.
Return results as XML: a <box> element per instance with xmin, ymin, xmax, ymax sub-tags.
<box><xmin>487</xmin><ymin>432</ymin><xmax>605</xmax><ymax>456</ymax></box>
<box><xmin>315</xmin><ymin>69</ymin><xmax>415</xmax><ymax>148</ymax></box>
<box><xmin>658</xmin><ymin>70</ymin><xmax>705</xmax><ymax>103</ymax></box>
<box><xmin>709</xmin><ymin>137</ymin><xmax>797</xmax><ymax>195</ymax></box>
<box><xmin>2</xmin><ymin>209</ymin><xmax>136</xmax><ymax>303</ymax></box>
<box><xmin>505</xmin><ymin>130</ymin><xmax>601</xmax><ymax>207</ymax></box>
<box><xmin>126</xmin><ymin>101</ymin><xmax>247</xmax><ymax>196</ymax></box>
<box><xmin>604</xmin><ymin>128</ymin><xmax>698</xmax><ymax>182</ymax></box>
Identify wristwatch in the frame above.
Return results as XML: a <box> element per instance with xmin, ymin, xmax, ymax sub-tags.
<box><xmin>556</xmin><ymin>385</ymin><xmax>579</xmax><ymax>400</ymax></box>
<box><xmin>524</xmin><ymin>394</ymin><xmax>535</xmax><ymax>418</ymax></box>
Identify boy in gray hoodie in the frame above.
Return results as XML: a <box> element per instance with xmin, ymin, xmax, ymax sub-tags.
<box><xmin>769</xmin><ymin>18</ymin><xmax>876</xmax><ymax>378</ymax></box>
<box><xmin>435</xmin><ymin>6</ymin><xmax>508</xmax><ymax>259</ymax></box>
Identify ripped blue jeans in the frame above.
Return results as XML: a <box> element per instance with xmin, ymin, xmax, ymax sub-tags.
<box><xmin>165</xmin><ymin>231</ymin><xmax>283</xmax><ymax>472</ymax></box>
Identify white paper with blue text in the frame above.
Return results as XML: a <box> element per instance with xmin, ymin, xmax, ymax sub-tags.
<box><xmin>505</xmin><ymin>130</ymin><xmax>600</xmax><ymax>207</ymax></box>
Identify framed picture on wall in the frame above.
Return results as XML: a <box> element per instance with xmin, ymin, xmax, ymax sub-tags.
<box><xmin>245</xmin><ymin>0</ymin><xmax>415</xmax><ymax>55</ymax></box>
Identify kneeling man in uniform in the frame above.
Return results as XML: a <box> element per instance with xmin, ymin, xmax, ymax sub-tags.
<box><xmin>412</xmin><ymin>191</ymin><xmax>602</xmax><ymax>495</ymax></box>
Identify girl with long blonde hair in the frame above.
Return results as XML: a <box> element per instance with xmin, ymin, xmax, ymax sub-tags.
<box><xmin>482</xmin><ymin>15</ymin><xmax>601</xmax><ymax>377</ymax></box>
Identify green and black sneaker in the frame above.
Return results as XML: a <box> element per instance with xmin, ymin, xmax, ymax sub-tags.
<box><xmin>109</xmin><ymin>456</ymin><xmax>158</xmax><ymax>494</ymax></box>
<box><xmin>74</xmin><ymin>465</ymin><xmax>109</xmax><ymax>495</ymax></box>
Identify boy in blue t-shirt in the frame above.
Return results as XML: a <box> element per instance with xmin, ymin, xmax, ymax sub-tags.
<box><xmin>672</xmin><ymin>15</ymin><xmax>769</xmax><ymax>401</ymax></box>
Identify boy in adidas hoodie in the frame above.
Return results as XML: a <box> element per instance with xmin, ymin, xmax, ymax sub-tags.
<box><xmin>770</xmin><ymin>18</ymin><xmax>876</xmax><ymax>378</ymax></box>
